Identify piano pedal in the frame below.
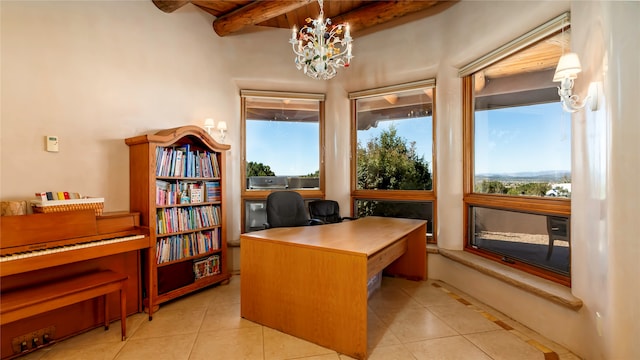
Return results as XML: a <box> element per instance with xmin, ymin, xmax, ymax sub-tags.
<box><xmin>11</xmin><ymin>326</ymin><xmax>56</xmax><ymax>355</ymax></box>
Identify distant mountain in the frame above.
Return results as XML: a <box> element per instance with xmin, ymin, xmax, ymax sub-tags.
<box><xmin>476</xmin><ymin>170</ymin><xmax>571</xmax><ymax>182</ymax></box>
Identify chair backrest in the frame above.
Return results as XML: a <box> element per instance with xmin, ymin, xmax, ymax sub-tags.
<box><xmin>266</xmin><ymin>191</ymin><xmax>310</xmax><ymax>228</ymax></box>
<box><xmin>308</xmin><ymin>200</ymin><xmax>342</xmax><ymax>224</ymax></box>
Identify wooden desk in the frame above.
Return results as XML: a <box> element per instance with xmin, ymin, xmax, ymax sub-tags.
<box><xmin>240</xmin><ymin>216</ymin><xmax>427</xmax><ymax>359</ymax></box>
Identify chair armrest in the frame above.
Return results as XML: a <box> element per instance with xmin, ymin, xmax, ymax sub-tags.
<box><xmin>309</xmin><ymin>219</ymin><xmax>325</xmax><ymax>226</ymax></box>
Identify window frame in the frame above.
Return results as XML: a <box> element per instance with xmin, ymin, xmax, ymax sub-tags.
<box><xmin>461</xmin><ymin>13</ymin><xmax>572</xmax><ymax>286</ymax></box>
<box><xmin>349</xmin><ymin>79</ymin><xmax>437</xmax><ymax>242</ymax></box>
<box><xmin>240</xmin><ymin>90</ymin><xmax>326</xmax><ymax>233</ymax></box>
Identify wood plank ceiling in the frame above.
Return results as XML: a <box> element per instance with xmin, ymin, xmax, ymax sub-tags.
<box><xmin>152</xmin><ymin>0</ymin><xmax>458</xmax><ymax>37</ymax></box>
<box><xmin>151</xmin><ymin>1</ymin><xmax>567</xmax><ymax>119</ymax></box>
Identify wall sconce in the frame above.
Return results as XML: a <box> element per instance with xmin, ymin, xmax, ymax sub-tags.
<box><xmin>203</xmin><ymin>118</ymin><xmax>227</xmax><ymax>142</ymax></box>
<box><xmin>204</xmin><ymin>118</ymin><xmax>215</xmax><ymax>135</ymax></box>
<box><xmin>553</xmin><ymin>52</ymin><xmax>599</xmax><ymax>113</ymax></box>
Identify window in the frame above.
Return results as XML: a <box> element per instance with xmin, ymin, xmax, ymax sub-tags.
<box><xmin>461</xmin><ymin>13</ymin><xmax>571</xmax><ymax>285</ymax></box>
<box><xmin>355</xmin><ymin>199</ymin><xmax>434</xmax><ymax>239</ymax></box>
<box><xmin>350</xmin><ymin>80</ymin><xmax>436</xmax><ymax>241</ymax></box>
<box><xmin>241</xmin><ymin>90</ymin><xmax>325</xmax><ymax>232</ymax></box>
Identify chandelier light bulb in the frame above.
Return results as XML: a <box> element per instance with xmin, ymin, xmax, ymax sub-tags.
<box><xmin>289</xmin><ymin>0</ymin><xmax>353</xmax><ymax>80</ymax></box>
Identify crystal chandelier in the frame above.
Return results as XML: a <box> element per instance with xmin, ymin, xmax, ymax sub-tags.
<box><xmin>289</xmin><ymin>0</ymin><xmax>353</xmax><ymax>80</ymax></box>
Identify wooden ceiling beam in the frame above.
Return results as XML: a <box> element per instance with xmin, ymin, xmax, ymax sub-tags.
<box><xmin>332</xmin><ymin>0</ymin><xmax>454</xmax><ymax>33</ymax></box>
<box><xmin>213</xmin><ymin>0</ymin><xmax>313</xmax><ymax>37</ymax></box>
<box><xmin>152</xmin><ymin>0</ymin><xmax>191</xmax><ymax>13</ymax></box>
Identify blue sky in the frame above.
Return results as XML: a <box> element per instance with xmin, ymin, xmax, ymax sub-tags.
<box><xmin>246</xmin><ymin>101</ymin><xmax>570</xmax><ymax>177</ymax></box>
<box><xmin>246</xmin><ymin>120</ymin><xmax>320</xmax><ymax>176</ymax></box>
<box><xmin>474</xmin><ymin>102</ymin><xmax>571</xmax><ymax>175</ymax></box>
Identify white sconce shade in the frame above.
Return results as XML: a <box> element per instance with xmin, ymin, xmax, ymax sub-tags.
<box><xmin>553</xmin><ymin>52</ymin><xmax>582</xmax><ymax>82</ymax></box>
<box><xmin>551</xmin><ymin>52</ymin><xmax>599</xmax><ymax>113</ymax></box>
<box><xmin>217</xmin><ymin>121</ymin><xmax>227</xmax><ymax>131</ymax></box>
<box><xmin>204</xmin><ymin>118</ymin><xmax>215</xmax><ymax>134</ymax></box>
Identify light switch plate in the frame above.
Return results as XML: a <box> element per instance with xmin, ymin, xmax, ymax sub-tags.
<box><xmin>46</xmin><ymin>135</ymin><xmax>59</xmax><ymax>152</ymax></box>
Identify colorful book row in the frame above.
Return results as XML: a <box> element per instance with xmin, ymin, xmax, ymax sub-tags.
<box><xmin>155</xmin><ymin>180</ymin><xmax>221</xmax><ymax>206</ymax></box>
<box><xmin>155</xmin><ymin>145</ymin><xmax>221</xmax><ymax>178</ymax></box>
<box><xmin>156</xmin><ymin>230</ymin><xmax>220</xmax><ymax>265</ymax></box>
<box><xmin>35</xmin><ymin>191</ymin><xmax>83</xmax><ymax>201</ymax></box>
<box><xmin>156</xmin><ymin>205</ymin><xmax>221</xmax><ymax>235</ymax></box>
<box><xmin>193</xmin><ymin>255</ymin><xmax>221</xmax><ymax>279</ymax></box>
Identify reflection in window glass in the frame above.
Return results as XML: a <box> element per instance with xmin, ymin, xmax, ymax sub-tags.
<box><xmin>245</xmin><ymin>96</ymin><xmax>321</xmax><ymax>190</ymax></box>
<box><xmin>355</xmin><ymin>88</ymin><xmax>433</xmax><ymax>190</ymax></box>
<box><xmin>469</xmin><ymin>207</ymin><xmax>570</xmax><ymax>276</ymax></box>
<box><xmin>355</xmin><ymin>199</ymin><xmax>433</xmax><ymax>240</ymax></box>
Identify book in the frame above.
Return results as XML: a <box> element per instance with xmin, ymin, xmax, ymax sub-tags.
<box><xmin>204</xmin><ymin>181</ymin><xmax>220</xmax><ymax>202</ymax></box>
<box><xmin>56</xmin><ymin>192</ymin><xmax>65</xmax><ymax>200</ymax></box>
<box><xmin>193</xmin><ymin>255</ymin><xmax>221</xmax><ymax>279</ymax></box>
<box><xmin>63</xmin><ymin>191</ymin><xmax>70</xmax><ymax>200</ymax></box>
<box><xmin>174</xmin><ymin>149</ymin><xmax>184</xmax><ymax>177</ymax></box>
<box><xmin>190</xmin><ymin>188</ymin><xmax>202</xmax><ymax>204</ymax></box>
<box><xmin>46</xmin><ymin>192</ymin><xmax>54</xmax><ymax>200</ymax></box>
<box><xmin>35</xmin><ymin>192</ymin><xmax>47</xmax><ymax>201</ymax></box>
<box><xmin>176</xmin><ymin>145</ymin><xmax>190</xmax><ymax>177</ymax></box>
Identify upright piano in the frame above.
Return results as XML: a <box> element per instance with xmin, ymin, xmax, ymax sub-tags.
<box><xmin>0</xmin><ymin>210</ymin><xmax>150</xmax><ymax>359</ymax></box>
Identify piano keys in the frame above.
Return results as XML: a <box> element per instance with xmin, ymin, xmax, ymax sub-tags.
<box><xmin>0</xmin><ymin>210</ymin><xmax>150</xmax><ymax>359</ymax></box>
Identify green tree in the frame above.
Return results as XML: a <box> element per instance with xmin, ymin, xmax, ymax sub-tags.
<box><xmin>476</xmin><ymin>180</ymin><xmax>508</xmax><ymax>194</ymax></box>
<box><xmin>507</xmin><ymin>182</ymin><xmax>551</xmax><ymax>197</ymax></box>
<box><xmin>302</xmin><ymin>170</ymin><xmax>319</xmax><ymax>178</ymax></box>
<box><xmin>356</xmin><ymin>125</ymin><xmax>432</xmax><ymax>191</ymax></box>
<box><xmin>246</xmin><ymin>161</ymin><xmax>275</xmax><ymax>177</ymax></box>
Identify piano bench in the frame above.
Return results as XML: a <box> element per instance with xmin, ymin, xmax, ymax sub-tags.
<box><xmin>0</xmin><ymin>270</ymin><xmax>129</xmax><ymax>341</ymax></box>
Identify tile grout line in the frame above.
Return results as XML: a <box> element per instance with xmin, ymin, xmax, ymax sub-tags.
<box><xmin>431</xmin><ymin>282</ymin><xmax>560</xmax><ymax>360</ymax></box>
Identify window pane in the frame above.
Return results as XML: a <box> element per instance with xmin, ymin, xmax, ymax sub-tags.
<box><xmin>474</xmin><ymin>103</ymin><xmax>571</xmax><ymax>197</ymax></box>
<box><xmin>469</xmin><ymin>207</ymin><xmax>570</xmax><ymax>276</ymax></box>
<box><xmin>244</xmin><ymin>200</ymin><xmax>267</xmax><ymax>233</ymax></box>
<box><xmin>245</xmin><ymin>97</ymin><xmax>320</xmax><ymax>190</ymax></box>
<box><xmin>355</xmin><ymin>199</ymin><xmax>433</xmax><ymax>240</ymax></box>
<box><xmin>472</xmin><ymin>31</ymin><xmax>571</xmax><ymax>198</ymax></box>
<box><xmin>355</xmin><ymin>88</ymin><xmax>433</xmax><ymax>190</ymax></box>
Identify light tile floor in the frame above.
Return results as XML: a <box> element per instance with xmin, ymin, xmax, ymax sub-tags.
<box><xmin>20</xmin><ymin>276</ymin><xmax>581</xmax><ymax>360</ymax></box>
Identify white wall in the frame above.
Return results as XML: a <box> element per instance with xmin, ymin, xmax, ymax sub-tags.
<box><xmin>2</xmin><ymin>1</ymin><xmax>638</xmax><ymax>358</ymax></box>
<box><xmin>571</xmin><ymin>2</ymin><xmax>640</xmax><ymax>358</ymax></box>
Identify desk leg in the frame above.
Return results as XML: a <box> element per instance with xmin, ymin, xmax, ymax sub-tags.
<box><xmin>386</xmin><ymin>223</ymin><xmax>427</xmax><ymax>280</ymax></box>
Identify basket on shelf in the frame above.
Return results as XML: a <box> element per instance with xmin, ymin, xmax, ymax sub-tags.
<box><xmin>30</xmin><ymin>198</ymin><xmax>105</xmax><ymax>216</ymax></box>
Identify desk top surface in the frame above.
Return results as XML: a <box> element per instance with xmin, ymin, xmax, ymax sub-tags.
<box><xmin>240</xmin><ymin>216</ymin><xmax>426</xmax><ymax>257</ymax></box>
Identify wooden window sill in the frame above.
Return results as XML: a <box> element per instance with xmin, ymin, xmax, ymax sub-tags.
<box><xmin>430</xmin><ymin>246</ymin><xmax>583</xmax><ymax>311</ymax></box>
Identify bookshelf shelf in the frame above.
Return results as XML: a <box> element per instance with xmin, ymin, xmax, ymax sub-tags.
<box><xmin>156</xmin><ymin>176</ymin><xmax>221</xmax><ymax>181</ymax></box>
<box><xmin>156</xmin><ymin>249</ymin><xmax>223</xmax><ymax>268</ymax></box>
<box><xmin>149</xmin><ymin>272</ymin><xmax>229</xmax><ymax>306</ymax></box>
<box><xmin>155</xmin><ymin>202</ymin><xmax>221</xmax><ymax>209</ymax></box>
<box><xmin>156</xmin><ymin>226</ymin><xmax>221</xmax><ymax>237</ymax></box>
<box><xmin>126</xmin><ymin>125</ymin><xmax>231</xmax><ymax>318</ymax></box>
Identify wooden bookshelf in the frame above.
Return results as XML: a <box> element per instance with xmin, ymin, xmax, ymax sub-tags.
<box><xmin>125</xmin><ymin>125</ymin><xmax>231</xmax><ymax>318</ymax></box>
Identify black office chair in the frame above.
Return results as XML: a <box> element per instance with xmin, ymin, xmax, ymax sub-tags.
<box><xmin>308</xmin><ymin>200</ymin><xmax>357</xmax><ymax>224</ymax></box>
<box><xmin>265</xmin><ymin>191</ymin><xmax>323</xmax><ymax>229</ymax></box>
